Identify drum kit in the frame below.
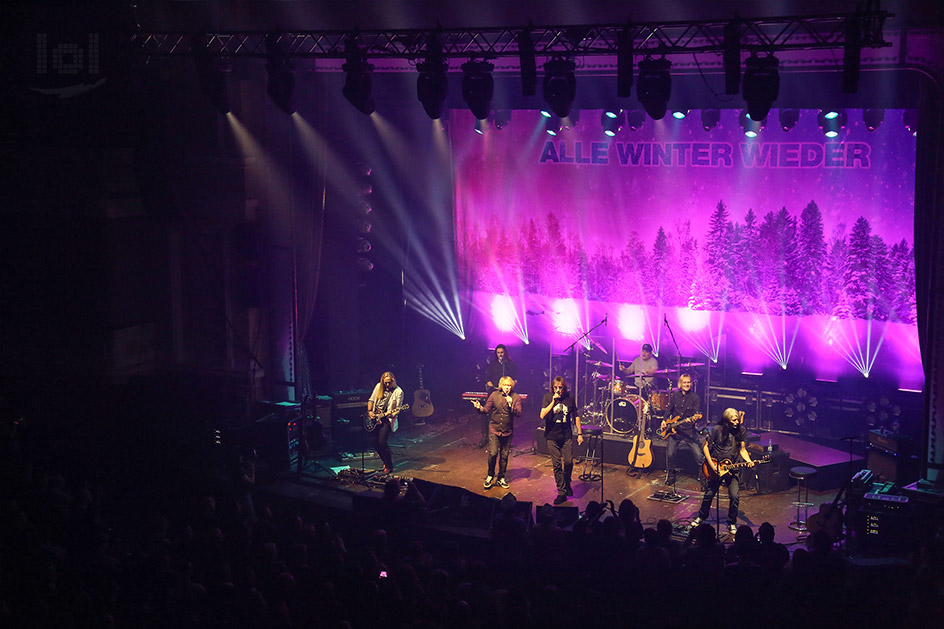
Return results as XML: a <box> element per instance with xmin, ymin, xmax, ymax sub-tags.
<box><xmin>581</xmin><ymin>361</ymin><xmax>703</xmax><ymax>437</ymax></box>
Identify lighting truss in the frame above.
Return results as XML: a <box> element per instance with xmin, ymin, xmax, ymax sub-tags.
<box><xmin>133</xmin><ymin>12</ymin><xmax>890</xmax><ymax>62</ymax></box>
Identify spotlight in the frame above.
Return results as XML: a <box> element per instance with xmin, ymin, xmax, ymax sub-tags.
<box><xmin>416</xmin><ymin>34</ymin><xmax>448</xmax><ymax>120</ymax></box>
<box><xmin>778</xmin><ymin>108</ymin><xmax>799</xmax><ymax>132</ymax></box>
<box><xmin>357</xmin><ymin>238</ymin><xmax>372</xmax><ymax>254</ymax></box>
<box><xmin>626</xmin><ymin>109</ymin><xmax>646</xmax><ymax>131</ymax></box>
<box><xmin>357</xmin><ymin>257</ymin><xmax>374</xmax><ymax>272</ymax></box>
<box><xmin>494</xmin><ymin>109</ymin><xmax>512</xmax><ymax>130</ymax></box>
<box><xmin>358</xmin><ymin>218</ymin><xmax>372</xmax><ymax>234</ymax></box>
<box><xmin>191</xmin><ymin>35</ymin><xmax>231</xmax><ymax>114</ymax></box>
<box><xmin>617</xmin><ymin>24</ymin><xmax>633</xmax><ymax>98</ymax></box>
<box><xmin>265</xmin><ymin>33</ymin><xmax>295</xmax><ymax>114</ymax></box>
<box><xmin>517</xmin><ymin>27</ymin><xmax>537</xmax><ymax>97</ymax></box>
<box><xmin>723</xmin><ymin>20</ymin><xmax>741</xmax><ymax>95</ymax></box>
<box><xmin>461</xmin><ymin>60</ymin><xmax>494</xmax><ymax>120</ymax></box>
<box><xmin>342</xmin><ymin>38</ymin><xmax>374</xmax><ymax>114</ymax></box>
<box><xmin>474</xmin><ymin>117</ymin><xmax>489</xmax><ymax>135</ymax></box>
<box><xmin>543</xmin><ymin>57</ymin><xmax>577</xmax><ymax>118</ymax></box>
<box><xmin>863</xmin><ymin>108</ymin><xmax>885</xmax><ymax>132</ymax></box>
<box><xmin>817</xmin><ymin>109</ymin><xmax>847</xmax><ymax>138</ymax></box>
<box><xmin>739</xmin><ymin>110</ymin><xmax>764</xmax><ymax>137</ymax></box>
<box><xmin>672</xmin><ymin>109</ymin><xmax>689</xmax><ymax>120</ymax></box>
<box><xmin>637</xmin><ymin>57</ymin><xmax>671</xmax><ymax>120</ymax></box>
<box><xmin>743</xmin><ymin>53</ymin><xmax>779</xmax><ymax>121</ymax></box>
<box><xmin>561</xmin><ymin>108</ymin><xmax>579</xmax><ymax>130</ymax></box>
<box><xmin>903</xmin><ymin>110</ymin><xmax>917</xmax><ymax>136</ymax></box>
<box><xmin>544</xmin><ymin>115</ymin><xmax>561</xmax><ymax>136</ymax></box>
<box><xmin>603</xmin><ymin>107</ymin><xmax>620</xmax><ymax>119</ymax></box>
<box><xmin>602</xmin><ymin>110</ymin><xmax>624</xmax><ymax>136</ymax></box>
<box><xmin>701</xmin><ymin>109</ymin><xmax>720</xmax><ymax>131</ymax></box>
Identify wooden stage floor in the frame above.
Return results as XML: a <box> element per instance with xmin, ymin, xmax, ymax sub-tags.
<box><xmin>268</xmin><ymin>409</ymin><xmax>854</xmax><ymax>548</ymax></box>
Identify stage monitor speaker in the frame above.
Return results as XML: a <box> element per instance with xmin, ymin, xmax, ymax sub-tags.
<box><xmin>743</xmin><ymin>448</ymin><xmax>791</xmax><ymax>494</ymax></box>
<box><xmin>412</xmin><ymin>478</ymin><xmax>498</xmax><ymax>530</ymax></box>
<box><xmin>867</xmin><ymin>449</ymin><xmax>919</xmax><ymax>484</ymax></box>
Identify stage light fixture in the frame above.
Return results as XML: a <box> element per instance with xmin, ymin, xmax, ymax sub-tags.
<box><xmin>842</xmin><ymin>15</ymin><xmax>861</xmax><ymax>94</ymax></box>
<box><xmin>494</xmin><ymin>109</ymin><xmax>512</xmax><ymax>130</ymax></box>
<box><xmin>637</xmin><ymin>56</ymin><xmax>671</xmax><ymax>120</ymax></box>
<box><xmin>461</xmin><ymin>59</ymin><xmax>494</xmax><ymax>120</ymax></box>
<box><xmin>342</xmin><ymin>38</ymin><xmax>374</xmax><ymax>114</ymax></box>
<box><xmin>543</xmin><ymin>57</ymin><xmax>577</xmax><ymax>118</ymax></box>
<box><xmin>723</xmin><ymin>20</ymin><xmax>741</xmax><ymax>95</ymax></box>
<box><xmin>561</xmin><ymin>109</ymin><xmax>580</xmax><ymax>130</ymax></box>
<box><xmin>517</xmin><ymin>27</ymin><xmax>537</xmax><ymax>97</ymax></box>
<box><xmin>779</xmin><ymin>108</ymin><xmax>799</xmax><ymax>131</ymax></box>
<box><xmin>603</xmin><ymin>107</ymin><xmax>620</xmax><ymax>119</ymax></box>
<box><xmin>474</xmin><ymin>117</ymin><xmax>489</xmax><ymax>135</ymax></box>
<box><xmin>544</xmin><ymin>115</ymin><xmax>561</xmax><ymax>136</ymax></box>
<box><xmin>626</xmin><ymin>109</ymin><xmax>646</xmax><ymax>131</ymax></box>
<box><xmin>701</xmin><ymin>109</ymin><xmax>720</xmax><ymax>131</ymax></box>
<box><xmin>672</xmin><ymin>109</ymin><xmax>689</xmax><ymax>120</ymax></box>
<box><xmin>357</xmin><ymin>257</ymin><xmax>374</xmax><ymax>272</ymax></box>
<box><xmin>863</xmin><ymin>108</ymin><xmax>885</xmax><ymax>131</ymax></box>
<box><xmin>903</xmin><ymin>109</ymin><xmax>917</xmax><ymax>136</ymax></box>
<box><xmin>602</xmin><ymin>110</ymin><xmax>624</xmax><ymax>136</ymax></box>
<box><xmin>191</xmin><ymin>35</ymin><xmax>231</xmax><ymax>114</ymax></box>
<box><xmin>739</xmin><ymin>110</ymin><xmax>764</xmax><ymax>137</ymax></box>
<box><xmin>617</xmin><ymin>24</ymin><xmax>633</xmax><ymax>98</ymax></box>
<box><xmin>416</xmin><ymin>34</ymin><xmax>448</xmax><ymax>120</ymax></box>
<box><xmin>817</xmin><ymin>109</ymin><xmax>847</xmax><ymax>138</ymax></box>
<box><xmin>264</xmin><ymin>33</ymin><xmax>295</xmax><ymax>114</ymax></box>
<box><xmin>743</xmin><ymin>53</ymin><xmax>779</xmax><ymax>121</ymax></box>
<box><xmin>357</xmin><ymin>238</ymin><xmax>372</xmax><ymax>254</ymax></box>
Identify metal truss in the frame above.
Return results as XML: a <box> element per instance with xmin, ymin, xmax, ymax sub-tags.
<box><xmin>134</xmin><ymin>11</ymin><xmax>891</xmax><ymax>61</ymax></box>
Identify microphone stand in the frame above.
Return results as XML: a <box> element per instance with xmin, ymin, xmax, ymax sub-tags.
<box><xmin>663</xmin><ymin>315</ymin><xmax>683</xmax><ymax>384</ymax></box>
<box><xmin>562</xmin><ymin>317</ymin><xmax>609</xmax><ymax>413</ymax></box>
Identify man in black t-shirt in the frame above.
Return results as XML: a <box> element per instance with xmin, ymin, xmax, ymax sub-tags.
<box><xmin>661</xmin><ymin>373</ymin><xmax>705</xmax><ymax>486</ymax></box>
<box><xmin>540</xmin><ymin>376</ymin><xmax>583</xmax><ymax>504</ymax></box>
<box><xmin>691</xmin><ymin>408</ymin><xmax>755</xmax><ymax>535</ymax></box>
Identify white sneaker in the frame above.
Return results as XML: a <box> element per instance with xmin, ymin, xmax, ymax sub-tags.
<box><xmin>690</xmin><ymin>517</ymin><xmax>703</xmax><ymax>529</ymax></box>
<box><xmin>497</xmin><ymin>478</ymin><xmax>510</xmax><ymax>489</ymax></box>
<box><xmin>484</xmin><ymin>475</ymin><xmax>495</xmax><ymax>489</ymax></box>
<box><xmin>729</xmin><ymin>524</ymin><xmax>738</xmax><ymax>536</ymax></box>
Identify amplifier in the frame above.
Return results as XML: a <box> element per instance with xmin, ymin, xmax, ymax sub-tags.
<box><xmin>863</xmin><ymin>492</ymin><xmax>909</xmax><ymax>512</ymax></box>
<box><xmin>868</xmin><ymin>429</ymin><xmax>913</xmax><ymax>456</ymax></box>
<box><xmin>332</xmin><ymin>389</ymin><xmax>372</xmax><ymax>410</ymax></box>
<box><xmin>254</xmin><ymin>414</ymin><xmax>301</xmax><ymax>471</ymax></box>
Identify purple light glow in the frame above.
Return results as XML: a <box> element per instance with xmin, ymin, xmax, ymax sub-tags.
<box><xmin>553</xmin><ymin>298</ymin><xmax>580</xmax><ymax>335</ymax></box>
<box><xmin>617</xmin><ymin>304</ymin><xmax>646</xmax><ymax>340</ymax></box>
<box><xmin>491</xmin><ymin>294</ymin><xmax>517</xmax><ymax>332</ymax></box>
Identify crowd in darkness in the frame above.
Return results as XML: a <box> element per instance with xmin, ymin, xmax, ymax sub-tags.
<box><xmin>1</xmin><ymin>417</ymin><xmax>942</xmax><ymax>628</ymax></box>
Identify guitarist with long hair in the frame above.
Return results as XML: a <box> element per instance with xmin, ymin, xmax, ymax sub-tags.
<box><xmin>661</xmin><ymin>373</ymin><xmax>705</xmax><ymax>488</ymax></box>
<box><xmin>691</xmin><ymin>408</ymin><xmax>756</xmax><ymax>535</ymax></box>
<box><xmin>367</xmin><ymin>371</ymin><xmax>404</xmax><ymax>475</ymax></box>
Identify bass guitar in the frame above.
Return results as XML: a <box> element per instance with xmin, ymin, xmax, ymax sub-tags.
<box><xmin>657</xmin><ymin>413</ymin><xmax>703</xmax><ymax>439</ymax></box>
<box><xmin>702</xmin><ymin>455</ymin><xmax>771</xmax><ymax>481</ymax></box>
<box><xmin>412</xmin><ymin>364</ymin><xmax>434</xmax><ymax>418</ymax></box>
<box><xmin>364</xmin><ymin>404</ymin><xmax>410</xmax><ymax>432</ymax></box>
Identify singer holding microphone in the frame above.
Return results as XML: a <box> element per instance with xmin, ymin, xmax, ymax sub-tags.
<box><xmin>472</xmin><ymin>375</ymin><xmax>522</xmax><ymax>490</ymax></box>
<box><xmin>541</xmin><ymin>376</ymin><xmax>583</xmax><ymax>505</ymax></box>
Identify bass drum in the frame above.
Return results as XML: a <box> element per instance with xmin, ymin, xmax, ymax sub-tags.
<box><xmin>606</xmin><ymin>395</ymin><xmax>647</xmax><ymax>434</ymax></box>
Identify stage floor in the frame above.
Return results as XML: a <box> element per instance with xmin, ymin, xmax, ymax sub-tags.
<box><xmin>266</xmin><ymin>409</ymin><xmax>847</xmax><ymax>547</ymax></box>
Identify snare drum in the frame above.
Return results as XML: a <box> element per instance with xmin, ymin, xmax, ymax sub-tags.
<box><xmin>649</xmin><ymin>390</ymin><xmax>670</xmax><ymax>411</ymax></box>
<box><xmin>606</xmin><ymin>395</ymin><xmax>648</xmax><ymax>434</ymax></box>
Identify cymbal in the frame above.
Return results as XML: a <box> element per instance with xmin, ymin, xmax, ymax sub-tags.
<box><xmin>586</xmin><ymin>360</ymin><xmax>613</xmax><ymax>369</ymax></box>
<box><xmin>677</xmin><ymin>362</ymin><xmax>706</xmax><ymax>368</ymax></box>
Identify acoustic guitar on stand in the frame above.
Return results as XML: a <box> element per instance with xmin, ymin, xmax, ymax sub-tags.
<box><xmin>657</xmin><ymin>413</ymin><xmax>703</xmax><ymax>439</ymax></box>
<box><xmin>412</xmin><ymin>364</ymin><xmax>434</xmax><ymax>418</ymax></box>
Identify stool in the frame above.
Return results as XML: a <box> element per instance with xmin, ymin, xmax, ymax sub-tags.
<box><xmin>788</xmin><ymin>466</ymin><xmax>817</xmax><ymax>534</ymax></box>
<box><xmin>579</xmin><ymin>425</ymin><xmax>603</xmax><ymax>482</ymax></box>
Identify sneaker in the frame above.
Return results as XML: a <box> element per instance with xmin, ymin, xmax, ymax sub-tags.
<box><xmin>690</xmin><ymin>517</ymin><xmax>703</xmax><ymax>529</ymax></box>
<box><xmin>484</xmin><ymin>475</ymin><xmax>495</xmax><ymax>489</ymax></box>
<box><xmin>565</xmin><ymin>486</ymin><xmax>574</xmax><ymax>497</ymax></box>
<box><xmin>497</xmin><ymin>478</ymin><xmax>510</xmax><ymax>489</ymax></box>
<box><xmin>554</xmin><ymin>494</ymin><xmax>567</xmax><ymax>505</ymax></box>
<box><xmin>729</xmin><ymin>524</ymin><xmax>738</xmax><ymax>536</ymax></box>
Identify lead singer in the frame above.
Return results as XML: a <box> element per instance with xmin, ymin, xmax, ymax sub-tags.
<box><xmin>541</xmin><ymin>376</ymin><xmax>583</xmax><ymax>505</ymax></box>
<box><xmin>472</xmin><ymin>375</ymin><xmax>522</xmax><ymax>490</ymax></box>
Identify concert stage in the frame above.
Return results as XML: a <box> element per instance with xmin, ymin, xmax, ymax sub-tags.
<box><xmin>760</xmin><ymin>432</ymin><xmax>866</xmax><ymax>491</ymax></box>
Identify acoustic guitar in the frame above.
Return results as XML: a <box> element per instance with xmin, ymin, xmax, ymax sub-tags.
<box><xmin>628</xmin><ymin>399</ymin><xmax>652</xmax><ymax>469</ymax></box>
<box><xmin>412</xmin><ymin>364</ymin><xmax>434</xmax><ymax>418</ymax></box>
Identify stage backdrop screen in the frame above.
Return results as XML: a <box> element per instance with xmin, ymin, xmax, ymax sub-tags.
<box><xmin>451</xmin><ymin>108</ymin><xmax>919</xmax><ymax>387</ymax></box>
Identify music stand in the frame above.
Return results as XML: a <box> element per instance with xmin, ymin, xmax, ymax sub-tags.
<box><xmin>296</xmin><ymin>418</ymin><xmax>335</xmax><ymax>478</ymax></box>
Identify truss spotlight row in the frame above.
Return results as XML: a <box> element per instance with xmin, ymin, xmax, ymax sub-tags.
<box><xmin>637</xmin><ymin>56</ymin><xmax>671</xmax><ymax>120</ymax></box>
<box><xmin>342</xmin><ymin>38</ymin><xmax>374</xmax><ymax>114</ymax></box>
<box><xmin>462</xmin><ymin>59</ymin><xmax>494</xmax><ymax>120</ymax></box>
<box><xmin>743</xmin><ymin>53</ymin><xmax>779</xmax><ymax>121</ymax></box>
<box><xmin>543</xmin><ymin>57</ymin><xmax>577</xmax><ymax>118</ymax></box>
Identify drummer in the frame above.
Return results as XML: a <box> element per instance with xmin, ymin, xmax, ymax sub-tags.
<box><xmin>620</xmin><ymin>343</ymin><xmax>659</xmax><ymax>394</ymax></box>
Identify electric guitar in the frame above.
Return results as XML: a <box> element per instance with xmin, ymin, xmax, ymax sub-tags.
<box><xmin>657</xmin><ymin>413</ymin><xmax>703</xmax><ymax>439</ymax></box>
<box><xmin>412</xmin><ymin>364</ymin><xmax>434</xmax><ymax>418</ymax></box>
<box><xmin>364</xmin><ymin>404</ymin><xmax>410</xmax><ymax>432</ymax></box>
<box><xmin>702</xmin><ymin>455</ymin><xmax>771</xmax><ymax>481</ymax></box>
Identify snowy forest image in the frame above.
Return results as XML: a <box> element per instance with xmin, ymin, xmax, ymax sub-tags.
<box><xmin>460</xmin><ymin>199</ymin><xmax>916</xmax><ymax>323</ymax></box>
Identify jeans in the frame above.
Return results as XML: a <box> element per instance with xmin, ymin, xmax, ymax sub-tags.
<box><xmin>373</xmin><ymin>421</ymin><xmax>393</xmax><ymax>471</ymax></box>
<box><xmin>666</xmin><ymin>435</ymin><xmax>705</xmax><ymax>479</ymax></box>
<box><xmin>546</xmin><ymin>437</ymin><xmax>574</xmax><ymax>496</ymax></box>
<box><xmin>698</xmin><ymin>472</ymin><xmax>741</xmax><ymax>525</ymax></box>
<box><xmin>487</xmin><ymin>433</ymin><xmax>513</xmax><ymax>479</ymax></box>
